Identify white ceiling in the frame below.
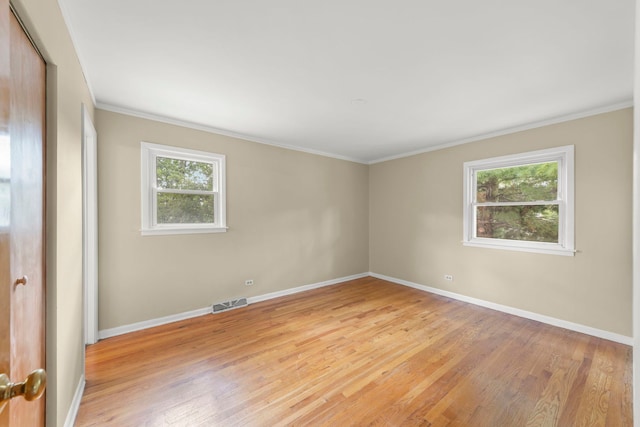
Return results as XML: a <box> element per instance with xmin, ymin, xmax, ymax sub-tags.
<box><xmin>59</xmin><ymin>0</ymin><xmax>634</xmax><ymax>163</ymax></box>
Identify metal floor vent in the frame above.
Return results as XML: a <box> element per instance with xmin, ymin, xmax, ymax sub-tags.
<box><xmin>212</xmin><ymin>298</ymin><xmax>248</xmax><ymax>313</ymax></box>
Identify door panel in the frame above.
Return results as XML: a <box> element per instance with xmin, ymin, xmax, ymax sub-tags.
<box><xmin>0</xmin><ymin>3</ymin><xmax>47</xmax><ymax>426</ymax></box>
<box><xmin>0</xmin><ymin>0</ymin><xmax>12</xmax><ymax>423</ymax></box>
<box><xmin>8</xmin><ymin>8</ymin><xmax>46</xmax><ymax>426</ymax></box>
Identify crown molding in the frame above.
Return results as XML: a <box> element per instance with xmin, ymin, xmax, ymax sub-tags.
<box><xmin>368</xmin><ymin>100</ymin><xmax>634</xmax><ymax>164</ymax></box>
<box><xmin>98</xmin><ymin>99</ymin><xmax>633</xmax><ymax>167</ymax></box>
<box><xmin>96</xmin><ymin>103</ymin><xmax>369</xmax><ymax>164</ymax></box>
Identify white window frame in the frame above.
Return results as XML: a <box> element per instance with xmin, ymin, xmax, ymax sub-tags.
<box><xmin>463</xmin><ymin>145</ymin><xmax>574</xmax><ymax>256</ymax></box>
<box><xmin>141</xmin><ymin>142</ymin><xmax>227</xmax><ymax>236</ymax></box>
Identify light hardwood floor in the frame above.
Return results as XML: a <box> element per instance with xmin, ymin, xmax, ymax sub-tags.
<box><xmin>75</xmin><ymin>277</ymin><xmax>632</xmax><ymax>426</ymax></box>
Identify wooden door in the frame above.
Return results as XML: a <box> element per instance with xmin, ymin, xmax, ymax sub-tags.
<box><xmin>0</xmin><ymin>1</ymin><xmax>47</xmax><ymax>426</ymax></box>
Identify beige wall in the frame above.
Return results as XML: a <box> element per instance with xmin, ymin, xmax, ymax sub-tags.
<box><xmin>100</xmin><ymin>108</ymin><xmax>633</xmax><ymax>337</ymax></box>
<box><xmin>370</xmin><ymin>108</ymin><xmax>633</xmax><ymax>337</ymax></box>
<box><xmin>96</xmin><ymin>109</ymin><xmax>370</xmax><ymax>330</ymax></box>
<box><xmin>11</xmin><ymin>0</ymin><xmax>95</xmax><ymax>425</ymax></box>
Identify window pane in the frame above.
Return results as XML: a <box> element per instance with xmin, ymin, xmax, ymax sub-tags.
<box><xmin>476</xmin><ymin>205</ymin><xmax>558</xmax><ymax>243</ymax></box>
<box><xmin>476</xmin><ymin>162</ymin><xmax>557</xmax><ymax>203</ymax></box>
<box><xmin>157</xmin><ymin>193</ymin><xmax>215</xmax><ymax>224</ymax></box>
<box><xmin>156</xmin><ymin>157</ymin><xmax>213</xmax><ymax>191</ymax></box>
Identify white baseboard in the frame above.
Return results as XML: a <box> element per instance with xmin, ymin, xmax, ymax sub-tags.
<box><xmin>370</xmin><ymin>272</ymin><xmax>633</xmax><ymax>346</ymax></box>
<box><xmin>247</xmin><ymin>272</ymin><xmax>369</xmax><ymax>304</ymax></box>
<box><xmin>99</xmin><ymin>272</ymin><xmax>629</xmax><ymax>346</ymax></box>
<box><xmin>98</xmin><ymin>273</ymin><xmax>369</xmax><ymax>340</ymax></box>
<box><xmin>99</xmin><ymin>307</ymin><xmax>212</xmax><ymax>339</ymax></box>
<box><xmin>63</xmin><ymin>374</ymin><xmax>85</xmax><ymax>427</ymax></box>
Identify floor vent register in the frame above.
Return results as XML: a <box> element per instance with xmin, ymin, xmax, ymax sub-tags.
<box><xmin>212</xmin><ymin>298</ymin><xmax>248</xmax><ymax>313</ymax></box>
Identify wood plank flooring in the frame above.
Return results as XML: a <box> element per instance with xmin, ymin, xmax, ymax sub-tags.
<box><xmin>75</xmin><ymin>277</ymin><xmax>632</xmax><ymax>426</ymax></box>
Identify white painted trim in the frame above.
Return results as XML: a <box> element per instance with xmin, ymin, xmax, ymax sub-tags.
<box><xmin>97</xmin><ymin>271</ymin><xmax>631</xmax><ymax>347</ymax></box>
<box><xmin>247</xmin><ymin>273</ymin><xmax>370</xmax><ymax>304</ymax></box>
<box><xmin>102</xmin><ymin>101</ymin><xmax>632</xmax><ymax>167</ymax></box>
<box><xmin>370</xmin><ymin>272</ymin><xmax>634</xmax><ymax>346</ymax></box>
<box><xmin>140</xmin><ymin>226</ymin><xmax>228</xmax><ymax>236</ymax></box>
<box><xmin>82</xmin><ymin>104</ymin><xmax>99</xmax><ymax>345</ymax></box>
<box><xmin>97</xmin><ymin>102</ymin><xmax>633</xmax><ymax>167</ymax></box>
<box><xmin>98</xmin><ymin>103</ymin><xmax>367</xmax><ymax>164</ymax></box>
<box><xmin>461</xmin><ymin>241</ymin><xmax>576</xmax><ymax>256</ymax></box>
<box><xmin>98</xmin><ymin>273</ymin><xmax>369</xmax><ymax>339</ymax></box>
<box><xmin>369</xmin><ymin>101</ymin><xmax>633</xmax><ymax>164</ymax></box>
<box><xmin>63</xmin><ymin>375</ymin><xmax>85</xmax><ymax>427</ymax></box>
<box><xmin>99</xmin><ymin>307</ymin><xmax>212</xmax><ymax>340</ymax></box>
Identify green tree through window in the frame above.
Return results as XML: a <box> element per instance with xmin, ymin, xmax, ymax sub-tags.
<box><xmin>476</xmin><ymin>162</ymin><xmax>558</xmax><ymax>242</ymax></box>
<box><xmin>156</xmin><ymin>157</ymin><xmax>215</xmax><ymax>224</ymax></box>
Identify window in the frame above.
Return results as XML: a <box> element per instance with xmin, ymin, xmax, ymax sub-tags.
<box><xmin>463</xmin><ymin>145</ymin><xmax>574</xmax><ymax>256</ymax></box>
<box><xmin>141</xmin><ymin>142</ymin><xmax>226</xmax><ymax>235</ymax></box>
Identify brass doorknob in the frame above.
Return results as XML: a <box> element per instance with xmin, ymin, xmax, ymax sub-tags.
<box><xmin>15</xmin><ymin>276</ymin><xmax>28</xmax><ymax>286</ymax></box>
<box><xmin>0</xmin><ymin>369</ymin><xmax>47</xmax><ymax>404</ymax></box>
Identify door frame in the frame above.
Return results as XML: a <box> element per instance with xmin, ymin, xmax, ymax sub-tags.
<box><xmin>82</xmin><ymin>104</ymin><xmax>98</xmax><ymax>345</ymax></box>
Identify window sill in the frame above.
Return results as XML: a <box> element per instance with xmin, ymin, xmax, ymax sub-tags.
<box><xmin>141</xmin><ymin>226</ymin><xmax>228</xmax><ymax>236</ymax></box>
<box><xmin>463</xmin><ymin>240</ymin><xmax>575</xmax><ymax>256</ymax></box>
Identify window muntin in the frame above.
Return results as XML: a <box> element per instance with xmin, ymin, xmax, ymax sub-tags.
<box><xmin>141</xmin><ymin>142</ymin><xmax>226</xmax><ymax>235</ymax></box>
<box><xmin>463</xmin><ymin>146</ymin><xmax>574</xmax><ymax>255</ymax></box>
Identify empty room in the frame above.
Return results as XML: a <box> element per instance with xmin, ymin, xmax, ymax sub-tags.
<box><xmin>1</xmin><ymin>0</ymin><xmax>639</xmax><ymax>426</ymax></box>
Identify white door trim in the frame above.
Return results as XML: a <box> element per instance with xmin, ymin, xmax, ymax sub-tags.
<box><xmin>82</xmin><ymin>104</ymin><xmax>98</xmax><ymax>345</ymax></box>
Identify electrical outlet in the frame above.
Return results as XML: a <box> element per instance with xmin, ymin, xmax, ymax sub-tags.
<box><xmin>245</xmin><ymin>279</ymin><xmax>254</xmax><ymax>286</ymax></box>
<box><xmin>444</xmin><ymin>274</ymin><xmax>453</xmax><ymax>282</ymax></box>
